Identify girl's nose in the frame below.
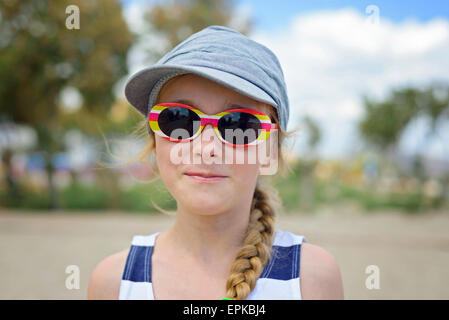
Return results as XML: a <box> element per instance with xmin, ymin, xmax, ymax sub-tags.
<box><xmin>200</xmin><ymin>123</ymin><xmax>220</xmax><ymax>143</ymax></box>
<box><xmin>192</xmin><ymin>123</ymin><xmax>223</xmax><ymax>161</ymax></box>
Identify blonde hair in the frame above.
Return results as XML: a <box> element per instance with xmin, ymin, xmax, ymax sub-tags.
<box><xmin>106</xmin><ymin>79</ymin><xmax>298</xmax><ymax>300</ymax></box>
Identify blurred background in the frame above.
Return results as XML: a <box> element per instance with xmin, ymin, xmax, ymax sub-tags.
<box><xmin>0</xmin><ymin>0</ymin><xmax>448</xmax><ymax>299</ymax></box>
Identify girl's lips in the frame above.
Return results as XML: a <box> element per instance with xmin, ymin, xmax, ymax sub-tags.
<box><xmin>183</xmin><ymin>173</ymin><xmax>228</xmax><ymax>183</ymax></box>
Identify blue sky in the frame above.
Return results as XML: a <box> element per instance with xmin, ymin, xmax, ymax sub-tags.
<box><xmin>121</xmin><ymin>0</ymin><xmax>449</xmax><ymax>32</ymax></box>
<box><xmin>239</xmin><ymin>0</ymin><xmax>449</xmax><ymax>32</ymax></box>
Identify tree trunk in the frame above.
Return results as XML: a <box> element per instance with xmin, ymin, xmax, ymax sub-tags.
<box><xmin>44</xmin><ymin>151</ymin><xmax>59</xmax><ymax>210</ymax></box>
<box><xmin>1</xmin><ymin>148</ymin><xmax>21</xmax><ymax>207</ymax></box>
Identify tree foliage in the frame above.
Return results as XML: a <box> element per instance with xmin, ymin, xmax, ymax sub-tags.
<box><xmin>144</xmin><ymin>0</ymin><xmax>251</xmax><ymax>59</ymax></box>
<box><xmin>0</xmin><ymin>0</ymin><xmax>132</xmax><ymax>208</ymax></box>
<box><xmin>359</xmin><ymin>84</ymin><xmax>449</xmax><ymax>151</ymax></box>
<box><xmin>302</xmin><ymin>115</ymin><xmax>321</xmax><ymax>151</ymax></box>
<box><xmin>0</xmin><ymin>0</ymin><xmax>132</xmax><ymax>128</ymax></box>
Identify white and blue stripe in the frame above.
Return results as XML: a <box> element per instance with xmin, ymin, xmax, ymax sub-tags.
<box><xmin>119</xmin><ymin>229</ymin><xmax>307</xmax><ymax>300</ymax></box>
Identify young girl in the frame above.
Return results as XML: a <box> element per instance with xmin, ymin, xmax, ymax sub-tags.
<box><xmin>88</xmin><ymin>26</ymin><xmax>343</xmax><ymax>300</ymax></box>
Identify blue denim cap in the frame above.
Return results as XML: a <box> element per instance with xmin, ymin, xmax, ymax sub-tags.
<box><xmin>125</xmin><ymin>25</ymin><xmax>290</xmax><ymax>131</ymax></box>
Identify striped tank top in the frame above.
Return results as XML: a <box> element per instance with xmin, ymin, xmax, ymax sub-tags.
<box><xmin>119</xmin><ymin>229</ymin><xmax>307</xmax><ymax>300</ymax></box>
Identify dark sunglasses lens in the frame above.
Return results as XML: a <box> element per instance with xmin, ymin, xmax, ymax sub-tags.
<box><xmin>158</xmin><ymin>107</ymin><xmax>200</xmax><ymax>139</ymax></box>
<box><xmin>218</xmin><ymin>112</ymin><xmax>261</xmax><ymax>145</ymax></box>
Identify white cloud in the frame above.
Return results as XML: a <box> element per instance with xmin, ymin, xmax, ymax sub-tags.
<box><xmin>250</xmin><ymin>8</ymin><xmax>449</xmax><ymax>159</ymax></box>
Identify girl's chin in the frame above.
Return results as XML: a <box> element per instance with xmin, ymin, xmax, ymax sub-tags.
<box><xmin>182</xmin><ymin>198</ymin><xmax>229</xmax><ymax>215</ymax></box>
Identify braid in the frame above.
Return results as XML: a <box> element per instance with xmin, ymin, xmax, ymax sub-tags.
<box><xmin>224</xmin><ymin>179</ymin><xmax>279</xmax><ymax>300</ymax></box>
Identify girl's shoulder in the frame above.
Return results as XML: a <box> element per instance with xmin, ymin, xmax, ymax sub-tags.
<box><xmin>274</xmin><ymin>229</ymin><xmax>343</xmax><ymax>299</ymax></box>
<box><xmin>87</xmin><ymin>248</ymin><xmax>130</xmax><ymax>300</ymax></box>
<box><xmin>299</xmin><ymin>241</ymin><xmax>344</xmax><ymax>299</ymax></box>
<box><xmin>87</xmin><ymin>231</ymin><xmax>161</xmax><ymax>299</ymax></box>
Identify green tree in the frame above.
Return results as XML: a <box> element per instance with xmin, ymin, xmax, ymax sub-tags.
<box><xmin>143</xmin><ymin>0</ymin><xmax>252</xmax><ymax>60</ymax></box>
<box><xmin>0</xmin><ymin>0</ymin><xmax>132</xmax><ymax>209</ymax></box>
<box><xmin>302</xmin><ymin>116</ymin><xmax>321</xmax><ymax>154</ymax></box>
<box><xmin>359</xmin><ymin>83</ymin><xmax>449</xmax><ymax>180</ymax></box>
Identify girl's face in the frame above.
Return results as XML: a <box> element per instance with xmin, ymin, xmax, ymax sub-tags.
<box><xmin>154</xmin><ymin>73</ymin><xmax>274</xmax><ymax>216</ymax></box>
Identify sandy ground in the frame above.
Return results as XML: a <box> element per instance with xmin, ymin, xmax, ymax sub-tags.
<box><xmin>0</xmin><ymin>207</ymin><xmax>448</xmax><ymax>300</ymax></box>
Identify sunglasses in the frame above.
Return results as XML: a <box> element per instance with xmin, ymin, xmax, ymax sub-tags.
<box><xmin>148</xmin><ymin>102</ymin><xmax>278</xmax><ymax>147</ymax></box>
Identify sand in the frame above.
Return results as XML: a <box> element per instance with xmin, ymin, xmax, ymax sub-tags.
<box><xmin>0</xmin><ymin>207</ymin><xmax>448</xmax><ymax>299</ymax></box>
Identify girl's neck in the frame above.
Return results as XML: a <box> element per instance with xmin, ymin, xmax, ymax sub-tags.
<box><xmin>164</xmin><ymin>204</ymin><xmax>251</xmax><ymax>264</ymax></box>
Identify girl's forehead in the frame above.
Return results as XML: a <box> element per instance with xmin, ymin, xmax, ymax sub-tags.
<box><xmin>160</xmin><ymin>74</ymin><xmax>248</xmax><ymax>100</ymax></box>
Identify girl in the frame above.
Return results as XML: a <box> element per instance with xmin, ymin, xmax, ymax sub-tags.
<box><xmin>88</xmin><ymin>26</ymin><xmax>343</xmax><ymax>300</ymax></box>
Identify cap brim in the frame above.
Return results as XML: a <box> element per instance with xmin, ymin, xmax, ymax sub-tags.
<box><xmin>124</xmin><ymin>64</ymin><xmax>278</xmax><ymax>117</ymax></box>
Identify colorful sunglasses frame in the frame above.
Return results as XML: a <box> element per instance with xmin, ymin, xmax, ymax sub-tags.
<box><xmin>148</xmin><ymin>102</ymin><xmax>278</xmax><ymax>148</ymax></box>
